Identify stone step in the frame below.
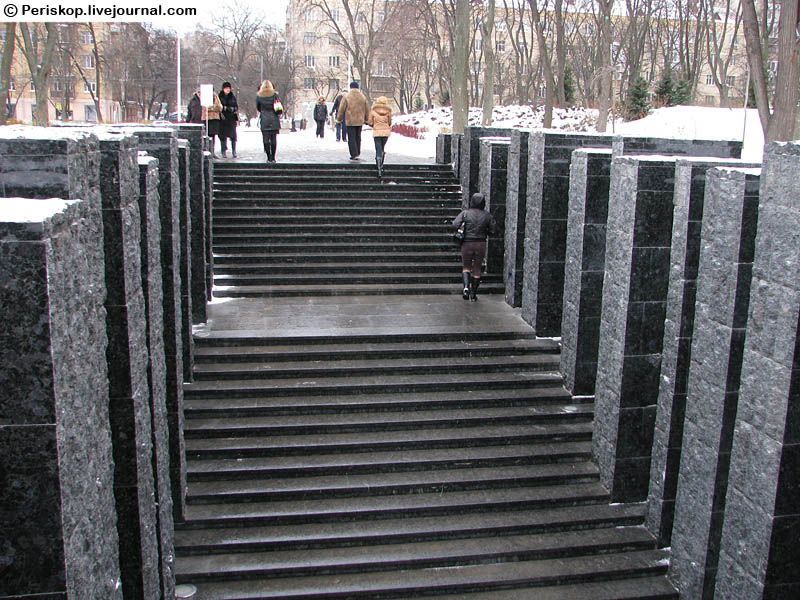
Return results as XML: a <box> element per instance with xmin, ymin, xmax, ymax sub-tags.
<box><xmin>183</xmin><ymin>421</ymin><xmax>593</xmax><ymax>458</ymax></box>
<box><xmin>184</xmin><ymin>388</ymin><xmax>576</xmax><ymax>417</ymax></box>
<box><xmin>184</xmin><ymin>462</ymin><xmax>601</xmax><ymax>505</ymax></box>
<box><xmin>212</xmin><ymin>215</ymin><xmax>457</xmax><ymax>226</ymax></box>
<box><xmin>212</xmin><ymin>242</ymin><xmax>458</xmax><ymax>254</ymax></box>
<box><xmin>212</xmin><ymin>262</ymin><xmax>461</xmax><ymax>274</ymax></box>
<box><xmin>214</xmin><ymin>183</ymin><xmax>461</xmax><ymax>193</ymax></box>
<box><xmin>183</xmin><ymin>370</ymin><xmax>563</xmax><ymax>399</ymax></box>
<box><xmin>212</xmin><ymin>273</ymin><xmax>501</xmax><ymax>285</ymax></box>
<box><xmin>213</xmin><ymin>223</ymin><xmax>452</xmax><ymax>234</ymax></box>
<box><xmin>211</xmin><ymin>232</ymin><xmax>459</xmax><ymax>243</ymax></box>
<box><xmin>175</xmin><ymin>526</ymin><xmax>655</xmax><ymax>581</ymax></box>
<box><xmin>190</xmin><ymin>354</ymin><xmax>560</xmax><ymax>380</ymax></box>
<box><xmin>183</xmin><ymin>405</ymin><xmax>590</xmax><ymax>440</ymax></box>
<box><xmin>213</xmin><ymin>190</ymin><xmax>463</xmax><ymax>199</ymax></box>
<box><xmin>180</xmin><ymin>481</ymin><xmax>609</xmax><ymax>527</ymax></box>
<box><xmin>212</xmin><ymin>206</ymin><xmax>456</xmax><ymax>217</ymax></box>
<box><xmin>212</xmin><ymin>163</ymin><xmax>454</xmax><ymax>173</ymax></box>
<box><xmin>211</xmin><ymin>252</ymin><xmax>460</xmax><ymax>264</ymax></box>
<box><xmin>213</xmin><ymin>198</ymin><xmax>459</xmax><ymax>208</ymax></box>
<box><xmin>192</xmin><ymin>338</ymin><xmax>558</xmax><ymax>362</ymax></box>
<box><xmin>186</xmin><ymin>442</ymin><xmax>592</xmax><ymax>482</ymax></box>
<box><xmin>211</xmin><ymin>282</ymin><xmax>506</xmax><ymax>298</ymax></box>
<box><xmin>174</xmin><ymin>503</ymin><xmax>648</xmax><ymax>553</ymax></box>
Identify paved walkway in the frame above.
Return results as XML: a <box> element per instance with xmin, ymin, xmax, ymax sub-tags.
<box><xmin>195</xmin><ymin>294</ymin><xmax>532</xmax><ymax>339</ymax></box>
<box><xmin>217</xmin><ymin>126</ymin><xmax>435</xmax><ymax>164</ymax></box>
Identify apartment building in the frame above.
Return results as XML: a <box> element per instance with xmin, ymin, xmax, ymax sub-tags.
<box><xmin>4</xmin><ymin>23</ymin><xmax>122</xmax><ymax>124</ymax></box>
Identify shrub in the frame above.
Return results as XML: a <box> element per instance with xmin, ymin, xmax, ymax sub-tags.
<box><xmin>391</xmin><ymin>123</ymin><xmax>426</xmax><ymax>139</ymax></box>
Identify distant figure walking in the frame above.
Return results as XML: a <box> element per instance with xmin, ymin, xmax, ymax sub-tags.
<box><xmin>256</xmin><ymin>79</ymin><xmax>282</xmax><ymax>163</ymax></box>
<box><xmin>332</xmin><ymin>89</ymin><xmax>347</xmax><ymax>142</ymax></box>
<box><xmin>218</xmin><ymin>82</ymin><xmax>238</xmax><ymax>158</ymax></box>
<box><xmin>187</xmin><ymin>87</ymin><xmax>223</xmax><ymax>158</ymax></box>
<box><xmin>336</xmin><ymin>81</ymin><xmax>369</xmax><ymax>161</ymax></box>
<box><xmin>451</xmin><ymin>193</ymin><xmax>497</xmax><ymax>301</ymax></box>
<box><xmin>314</xmin><ymin>97</ymin><xmax>329</xmax><ymax>138</ymax></box>
<box><xmin>367</xmin><ymin>96</ymin><xmax>392</xmax><ymax>179</ymax></box>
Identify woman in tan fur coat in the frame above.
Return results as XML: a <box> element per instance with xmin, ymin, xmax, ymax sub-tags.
<box><xmin>367</xmin><ymin>96</ymin><xmax>392</xmax><ymax>179</ymax></box>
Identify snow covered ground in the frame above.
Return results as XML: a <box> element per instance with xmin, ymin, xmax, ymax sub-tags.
<box><xmin>226</xmin><ymin>104</ymin><xmax>765</xmax><ymax>163</ymax></box>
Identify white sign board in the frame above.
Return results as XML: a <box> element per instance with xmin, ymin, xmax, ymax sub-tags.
<box><xmin>199</xmin><ymin>84</ymin><xmax>214</xmax><ymax>107</ymax></box>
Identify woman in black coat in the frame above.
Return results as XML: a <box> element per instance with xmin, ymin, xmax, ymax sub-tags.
<box><xmin>451</xmin><ymin>193</ymin><xmax>497</xmax><ymax>301</ymax></box>
<box><xmin>218</xmin><ymin>82</ymin><xmax>238</xmax><ymax>158</ymax></box>
<box><xmin>256</xmin><ymin>79</ymin><xmax>282</xmax><ymax>163</ymax></box>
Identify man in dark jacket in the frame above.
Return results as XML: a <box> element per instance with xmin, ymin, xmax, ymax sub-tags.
<box><xmin>332</xmin><ymin>90</ymin><xmax>347</xmax><ymax>142</ymax></box>
<box><xmin>336</xmin><ymin>81</ymin><xmax>369</xmax><ymax>160</ymax></box>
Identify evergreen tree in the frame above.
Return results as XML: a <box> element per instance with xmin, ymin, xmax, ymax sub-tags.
<box><xmin>673</xmin><ymin>79</ymin><xmax>692</xmax><ymax>105</ymax></box>
<box><xmin>414</xmin><ymin>93</ymin><xmax>424</xmax><ymax>111</ymax></box>
<box><xmin>654</xmin><ymin>71</ymin><xmax>675</xmax><ymax>107</ymax></box>
<box><xmin>625</xmin><ymin>76</ymin><xmax>651</xmax><ymax>120</ymax></box>
<box><xmin>563</xmin><ymin>67</ymin><xmax>576</xmax><ymax>105</ymax></box>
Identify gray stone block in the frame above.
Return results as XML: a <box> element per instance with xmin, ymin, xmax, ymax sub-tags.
<box><xmin>461</xmin><ymin>127</ymin><xmax>513</xmax><ymax>207</ymax></box>
<box><xmin>137</xmin><ymin>154</ymin><xmax>176</xmax><ymax>600</ymax></box>
<box><xmin>593</xmin><ymin>155</ymin><xmax>678</xmax><ymax>502</ymax></box>
<box><xmin>451</xmin><ymin>134</ymin><xmax>463</xmax><ymax>180</ymax></box>
<box><xmin>522</xmin><ymin>131</ymin><xmax>614</xmax><ymax>337</ymax></box>
<box><xmin>436</xmin><ymin>133</ymin><xmax>453</xmax><ymax>163</ymax></box>
<box><xmin>504</xmin><ymin>130</ymin><xmax>531</xmax><ymax>307</ymax></box>
<box><xmin>176</xmin><ymin>141</ymin><xmax>194</xmax><ymax>383</ymax></box>
<box><xmin>479</xmin><ymin>138</ymin><xmax>511</xmax><ymax>275</ymax></box>
<box><xmin>204</xmin><ymin>150</ymin><xmax>215</xmax><ymax>302</ymax></box>
<box><xmin>715</xmin><ymin>142</ymin><xmax>800</xmax><ymax>599</ymax></box>
<box><xmin>0</xmin><ymin>197</ymin><xmax>122</xmax><ymax>600</ymax></box>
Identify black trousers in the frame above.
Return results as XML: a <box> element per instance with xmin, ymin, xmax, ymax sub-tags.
<box><xmin>315</xmin><ymin>120</ymin><xmax>325</xmax><ymax>137</ymax></box>
<box><xmin>346</xmin><ymin>125</ymin><xmax>362</xmax><ymax>158</ymax></box>
<box><xmin>261</xmin><ymin>130</ymin><xmax>278</xmax><ymax>161</ymax></box>
<box><xmin>374</xmin><ymin>136</ymin><xmax>388</xmax><ymax>159</ymax></box>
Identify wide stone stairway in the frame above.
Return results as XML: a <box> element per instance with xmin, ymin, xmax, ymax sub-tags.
<box><xmin>174</xmin><ymin>163</ymin><xmax>678</xmax><ymax>599</ymax></box>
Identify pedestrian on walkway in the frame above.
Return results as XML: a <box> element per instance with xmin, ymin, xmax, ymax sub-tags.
<box><xmin>314</xmin><ymin>97</ymin><xmax>329</xmax><ymax>139</ymax></box>
<box><xmin>366</xmin><ymin>96</ymin><xmax>392</xmax><ymax>179</ymax></box>
<box><xmin>451</xmin><ymin>193</ymin><xmax>497</xmax><ymax>301</ymax></box>
<box><xmin>256</xmin><ymin>79</ymin><xmax>282</xmax><ymax>163</ymax></box>
<box><xmin>218</xmin><ymin>82</ymin><xmax>238</xmax><ymax>158</ymax></box>
<box><xmin>336</xmin><ymin>81</ymin><xmax>369</xmax><ymax>161</ymax></box>
<box><xmin>187</xmin><ymin>88</ymin><xmax>223</xmax><ymax>158</ymax></box>
<box><xmin>332</xmin><ymin>89</ymin><xmax>347</xmax><ymax>142</ymax></box>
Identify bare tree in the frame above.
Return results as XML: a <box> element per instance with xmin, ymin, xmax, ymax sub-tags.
<box><xmin>742</xmin><ymin>0</ymin><xmax>800</xmax><ymax>142</ymax></box>
<box><xmin>595</xmin><ymin>0</ymin><xmax>613</xmax><ymax>132</ymax></box>
<box><xmin>527</xmin><ymin>0</ymin><xmax>561</xmax><ymax>127</ymax></box>
<box><xmin>480</xmin><ymin>0</ymin><xmax>496</xmax><ymax>125</ymax></box>
<box><xmin>69</xmin><ymin>24</ymin><xmax>104</xmax><ymax>122</ymax></box>
<box><xmin>207</xmin><ymin>1</ymin><xmax>265</xmax><ymax>94</ymax></box>
<box><xmin>452</xmin><ymin>0</ymin><xmax>470</xmax><ymax>133</ymax></box>
<box><xmin>18</xmin><ymin>23</ymin><xmax>59</xmax><ymax>125</ymax></box>
<box><xmin>1</xmin><ymin>23</ymin><xmax>17</xmax><ymax>125</ymax></box>
<box><xmin>703</xmin><ymin>0</ymin><xmax>744</xmax><ymax>108</ymax></box>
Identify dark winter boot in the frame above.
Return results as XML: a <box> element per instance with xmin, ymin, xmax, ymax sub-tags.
<box><xmin>462</xmin><ymin>272</ymin><xmax>471</xmax><ymax>300</ymax></box>
<box><xmin>231</xmin><ymin>141</ymin><xmax>237</xmax><ymax>158</ymax></box>
<box><xmin>376</xmin><ymin>155</ymin><xmax>383</xmax><ymax>179</ymax></box>
<box><xmin>469</xmin><ymin>276</ymin><xmax>481</xmax><ymax>302</ymax></box>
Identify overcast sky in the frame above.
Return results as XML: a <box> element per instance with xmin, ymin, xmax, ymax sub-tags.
<box><xmin>148</xmin><ymin>0</ymin><xmax>289</xmax><ymax>32</ymax></box>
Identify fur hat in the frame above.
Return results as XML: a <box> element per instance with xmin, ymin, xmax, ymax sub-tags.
<box><xmin>222</xmin><ymin>81</ymin><xmax>232</xmax><ymax>89</ymax></box>
<box><xmin>350</xmin><ymin>81</ymin><xmax>359</xmax><ymax>89</ymax></box>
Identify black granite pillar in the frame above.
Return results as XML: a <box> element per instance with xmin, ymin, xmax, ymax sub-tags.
<box><xmin>593</xmin><ymin>155</ymin><xmax>677</xmax><ymax>502</ymax></box>
<box><xmin>137</xmin><ymin>154</ymin><xmax>176</xmax><ymax>599</ymax></box>
<box><xmin>647</xmin><ymin>158</ymin><xmax>758</xmax><ymax>551</ymax></box>
<box><xmin>521</xmin><ymin>131</ymin><xmax>614</xmax><ymax>336</ymax></box>
<box><xmin>0</xmin><ymin>197</ymin><xmax>122</xmax><ymax>600</ymax></box>
<box><xmin>176</xmin><ymin>140</ymin><xmax>194</xmax><ymax>383</ymax></box>
<box><xmin>478</xmin><ymin>137</ymin><xmax>511</xmax><ymax>275</ymax></box>
<box><xmin>561</xmin><ymin>148</ymin><xmax>613</xmax><ymax>396</ymax></box>
<box><xmin>125</xmin><ymin>128</ymin><xmax>187</xmax><ymax>523</ymax></box>
<box><xmin>174</xmin><ymin>124</ymin><xmax>208</xmax><ymax>324</ymax></box>
<box><xmin>714</xmin><ymin>143</ymin><xmax>800</xmax><ymax>599</ymax></box>
<box><xmin>451</xmin><ymin>133</ymin><xmax>463</xmax><ymax>182</ymax></box>
<box><xmin>504</xmin><ymin>130</ymin><xmax>531</xmax><ymax>307</ymax></box>
<box><xmin>436</xmin><ymin>133</ymin><xmax>453</xmax><ymax>163</ymax></box>
<box><xmin>665</xmin><ymin>165</ymin><xmax>760</xmax><ymax>599</ymax></box>
<box><xmin>96</xmin><ymin>133</ymin><xmax>160</xmax><ymax>599</ymax></box>
<box><xmin>621</xmin><ymin>136</ymin><xmax>743</xmax><ymax>158</ymax></box>
<box><xmin>460</xmin><ymin>127</ymin><xmax>513</xmax><ymax>207</ymax></box>
<box><xmin>203</xmin><ymin>149</ymin><xmax>214</xmax><ymax>302</ymax></box>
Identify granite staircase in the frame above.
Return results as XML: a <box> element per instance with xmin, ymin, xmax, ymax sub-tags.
<box><xmin>172</xmin><ymin>162</ymin><xmax>678</xmax><ymax>599</ymax></box>
<box><xmin>210</xmin><ymin>162</ymin><xmax>504</xmax><ymax>297</ymax></box>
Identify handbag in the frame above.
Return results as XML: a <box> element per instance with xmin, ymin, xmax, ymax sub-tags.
<box><xmin>273</xmin><ymin>99</ymin><xmax>283</xmax><ymax>113</ymax></box>
<box><xmin>453</xmin><ymin>222</ymin><xmax>465</xmax><ymax>244</ymax></box>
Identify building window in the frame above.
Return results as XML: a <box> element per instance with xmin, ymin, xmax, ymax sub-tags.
<box><xmin>430</xmin><ymin>59</ymin><xmax>437</xmax><ymax>72</ymax></box>
<box><xmin>518</xmin><ymin>42</ymin><xmax>527</xmax><ymax>54</ymax></box>
<box><xmin>355</xmin><ymin>34</ymin><xmax>365</xmax><ymax>46</ymax></box>
<box><xmin>304</xmin><ymin>77</ymin><xmax>315</xmax><ymax>89</ymax></box>
<box><xmin>304</xmin><ymin>55</ymin><xmax>315</xmax><ymax>68</ymax></box>
<box><xmin>329</xmin><ymin>55</ymin><xmax>340</xmax><ymax>67</ymax></box>
<box><xmin>328</xmin><ymin>78</ymin><xmax>339</xmax><ymax>90</ymax></box>
<box><xmin>356</xmin><ymin>12</ymin><xmax>367</xmax><ymax>23</ymax></box>
<box><xmin>768</xmin><ymin>60</ymin><xmax>778</xmax><ymax>73</ymax></box>
<box><xmin>583</xmin><ymin>23</ymin><xmax>594</xmax><ymax>36</ymax></box>
<box><xmin>331</xmin><ymin>8</ymin><xmax>340</xmax><ymax>20</ymax></box>
<box><xmin>375</xmin><ymin>60</ymin><xmax>388</xmax><ymax>76</ymax></box>
<box><xmin>496</xmin><ymin>40</ymin><xmax>505</xmax><ymax>52</ymax></box>
<box><xmin>472</xmin><ymin>61</ymin><xmax>480</xmax><ymax>74</ymax></box>
<box><xmin>80</xmin><ymin>29</ymin><xmax>93</xmax><ymax>45</ymax></box>
<box><xmin>7</xmin><ymin>78</ymin><xmax>14</xmax><ymax>91</ymax></box>
<box><xmin>85</xmin><ymin>104</ymin><xmax>97</xmax><ymax>121</ymax></box>
<box><xmin>496</xmin><ymin>22</ymin><xmax>507</xmax><ymax>32</ymax></box>
<box><xmin>81</xmin><ymin>54</ymin><xmax>95</xmax><ymax>69</ymax></box>
<box><xmin>52</xmin><ymin>78</ymin><xmax>64</xmax><ymax>92</ymax></box>
<box><xmin>705</xmin><ymin>95</ymin><xmax>716</xmax><ymax>105</ymax></box>
<box><xmin>474</xmin><ymin>38</ymin><xmax>481</xmax><ymax>51</ymax></box>
<box><xmin>565</xmin><ymin>22</ymin><xmax>575</xmax><ymax>34</ymax></box>
<box><xmin>304</xmin><ymin>32</ymin><xmax>316</xmax><ymax>44</ymax></box>
<box><xmin>537</xmin><ymin>85</ymin><xmax>546</xmax><ymax>98</ymax></box>
<box><xmin>304</xmin><ymin>8</ymin><xmax>315</xmax><ymax>22</ymax></box>
<box><xmin>84</xmin><ymin>80</ymin><xmax>97</xmax><ymax>94</ymax></box>
<box><xmin>29</xmin><ymin>79</ymin><xmax>35</xmax><ymax>91</ymax></box>
<box><xmin>726</xmin><ymin>75</ymin><xmax>736</xmax><ymax>87</ymax></box>
<box><xmin>705</xmin><ymin>74</ymin><xmax>713</xmax><ymax>85</ymax></box>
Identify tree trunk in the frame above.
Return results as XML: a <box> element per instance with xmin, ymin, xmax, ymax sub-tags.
<box><xmin>596</xmin><ymin>0</ymin><xmax>612</xmax><ymax>132</ymax></box>
<box><xmin>19</xmin><ymin>23</ymin><xmax>58</xmax><ymax>126</ymax></box>
<box><xmin>0</xmin><ymin>23</ymin><xmax>15</xmax><ymax>125</ymax></box>
<box><xmin>765</xmin><ymin>0</ymin><xmax>800</xmax><ymax>141</ymax></box>
<box><xmin>89</xmin><ymin>25</ymin><xmax>104</xmax><ymax>123</ymax></box>
<box><xmin>452</xmin><ymin>0</ymin><xmax>470</xmax><ymax>134</ymax></box>
<box><xmin>481</xmin><ymin>0</ymin><xmax>496</xmax><ymax>126</ymax></box>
